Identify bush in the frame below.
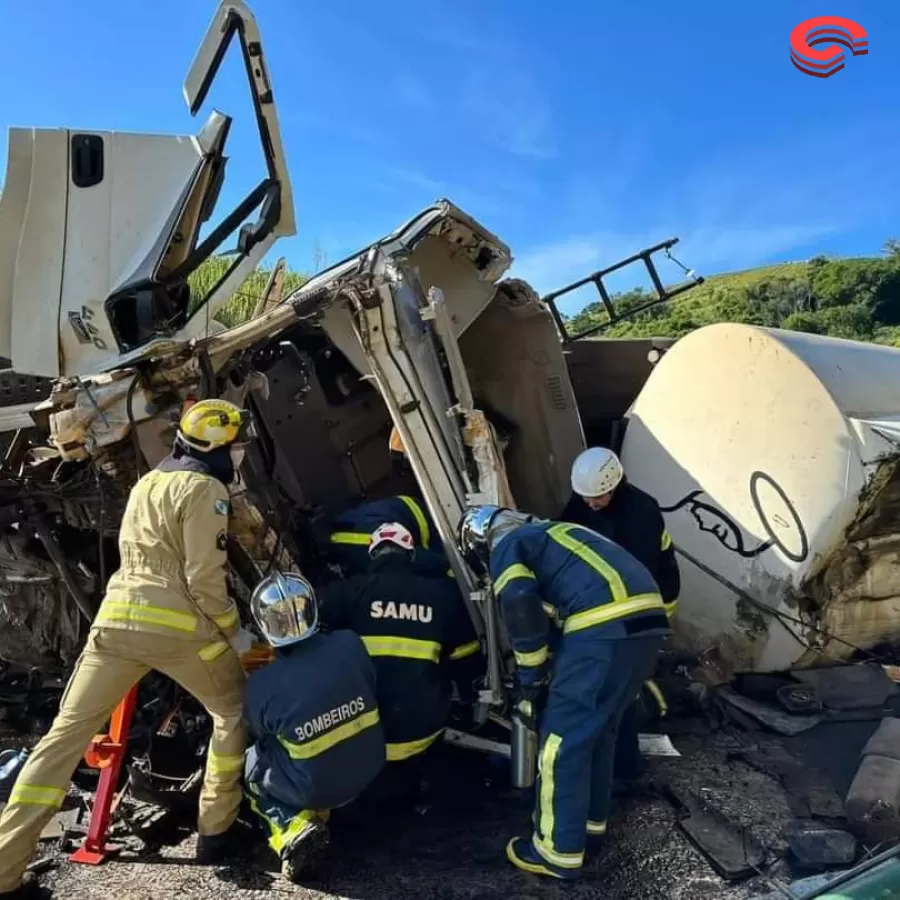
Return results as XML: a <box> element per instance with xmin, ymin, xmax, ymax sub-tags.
<box><xmin>567</xmin><ymin>251</ymin><xmax>900</xmax><ymax>345</ymax></box>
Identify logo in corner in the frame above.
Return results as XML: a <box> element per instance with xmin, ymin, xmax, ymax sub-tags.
<box><xmin>790</xmin><ymin>17</ymin><xmax>868</xmax><ymax>78</ymax></box>
<box><xmin>214</xmin><ymin>498</ymin><xmax>230</xmax><ymax>516</ymax></box>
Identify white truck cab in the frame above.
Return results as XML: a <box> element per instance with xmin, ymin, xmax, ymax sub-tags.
<box><xmin>0</xmin><ymin>0</ymin><xmax>295</xmax><ymax>379</ymax></box>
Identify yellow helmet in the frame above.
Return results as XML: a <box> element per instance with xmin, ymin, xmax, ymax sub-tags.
<box><xmin>178</xmin><ymin>399</ymin><xmax>256</xmax><ymax>452</ymax></box>
<box><xmin>389</xmin><ymin>426</ymin><xmax>406</xmax><ymax>455</ymax></box>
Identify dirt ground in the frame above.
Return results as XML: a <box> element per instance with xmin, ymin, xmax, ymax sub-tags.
<box><xmin>27</xmin><ymin>721</ymin><xmax>833</xmax><ymax>900</ymax></box>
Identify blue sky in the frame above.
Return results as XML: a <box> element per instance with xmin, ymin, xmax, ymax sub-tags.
<box><xmin>1</xmin><ymin>1</ymin><xmax>897</xmax><ymax>315</ymax></box>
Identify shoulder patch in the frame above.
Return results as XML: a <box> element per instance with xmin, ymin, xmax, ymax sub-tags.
<box><xmin>216</xmin><ymin>530</ymin><xmax>228</xmax><ymax>551</ymax></box>
<box><xmin>214</xmin><ymin>498</ymin><xmax>230</xmax><ymax>516</ymax></box>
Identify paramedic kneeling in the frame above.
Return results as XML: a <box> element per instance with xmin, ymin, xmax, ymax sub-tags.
<box><xmin>319</xmin><ymin>522</ymin><xmax>482</xmax><ymax>805</ymax></box>
<box><xmin>244</xmin><ymin>571</ymin><xmax>386</xmax><ymax>883</ymax></box>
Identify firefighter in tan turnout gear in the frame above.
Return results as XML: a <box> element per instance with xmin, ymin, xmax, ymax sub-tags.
<box><xmin>0</xmin><ymin>399</ymin><xmax>257</xmax><ymax>899</ymax></box>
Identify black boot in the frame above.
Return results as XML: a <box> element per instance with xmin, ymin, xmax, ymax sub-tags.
<box><xmin>0</xmin><ymin>874</ymin><xmax>52</xmax><ymax>899</ymax></box>
<box><xmin>196</xmin><ymin>828</ymin><xmax>238</xmax><ymax>865</ymax></box>
<box><xmin>281</xmin><ymin>818</ymin><xmax>330</xmax><ymax>884</ymax></box>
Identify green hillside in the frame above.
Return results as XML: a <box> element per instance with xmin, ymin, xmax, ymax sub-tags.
<box><xmin>567</xmin><ymin>245</ymin><xmax>900</xmax><ymax>346</ymax></box>
<box><xmin>191</xmin><ymin>241</ymin><xmax>900</xmax><ymax>347</ymax></box>
<box><xmin>188</xmin><ymin>255</ymin><xmax>308</xmax><ymax>328</ymax></box>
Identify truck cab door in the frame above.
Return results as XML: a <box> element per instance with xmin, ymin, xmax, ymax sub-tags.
<box><xmin>0</xmin><ymin>0</ymin><xmax>295</xmax><ymax>378</ymax></box>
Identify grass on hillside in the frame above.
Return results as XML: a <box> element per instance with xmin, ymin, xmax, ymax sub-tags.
<box><xmin>187</xmin><ymin>256</ymin><xmax>309</xmax><ymax>329</ymax></box>
<box><xmin>186</xmin><ymin>247</ymin><xmax>900</xmax><ymax>350</ymax></box>
<box><xmin>567</xmin><ymin>253</ymin><xmax>900</xmax><ymax>347</ymax></box>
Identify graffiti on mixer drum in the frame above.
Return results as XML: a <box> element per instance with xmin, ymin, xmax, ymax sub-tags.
<box><xmin>748</xmin><ymin>470</ymin><xmax>809</xmax><ymax>563</ymax></box>
<box><xmin>660</xmin><ymin>472</ymin><xmax>809</xmax><ymax>563</ymax></box>
<box><xmin>660</xmin><ymin>490</ymin><xmax>772</xmax><ymax>558</ymax></box>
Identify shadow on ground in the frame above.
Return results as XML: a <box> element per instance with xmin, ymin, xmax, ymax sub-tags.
<box><xmin>43</xmin><ymin>716</ymin><xmax>879</xmax><ymax>900</ymax></box>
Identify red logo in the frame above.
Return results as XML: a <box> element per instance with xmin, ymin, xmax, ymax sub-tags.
<box><xmin>790</xmin><ymin>17</ymin><xmax>868</xmax><ymax>78</ymax></box>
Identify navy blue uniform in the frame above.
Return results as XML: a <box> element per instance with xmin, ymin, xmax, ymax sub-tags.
<box><xmin>491</xmin><ymin>521</ymin><xmax>669</xmax><ymax>873</ymax></box>
<box><xmin>560</xmin><ymin>480</ymin><xmax>680</xmax><ymax>616</ymax></box>
<box><xmin>319</xmin><ymin>553</ymin><xmax>482</xmax><ymax>762</ymax></box>
<box><xmin>328</xmin><ymin>495</ymin><xmax>449</xmax><ymax>577</ymax></box>
<box><xmin>562</xmin><ymin>480</ymin><xmax>680</xmax><ymax>778</ymax></box>
<box><xmin>243</xmin><ymin>630</ymin><xmax>386</xmax><ymax>858</ymax></box>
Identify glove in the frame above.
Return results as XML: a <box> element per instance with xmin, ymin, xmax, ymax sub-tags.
<box><xmin>229</xmin><ymin>627</ymin><xmax>255</xmax><ymax>656</ymax></box>
<box><xmin>513</xmin><ymin>679</ymin><xmax>548</xmax><ymax>731</ymax></box>
<box><xmin>240</xmin><ymin>643</ymin><xmax>275</xmax><ymax>674</ymax></box>
<box><xmin>516</xmin><ymin>677</ymin><xmax>548</xmax><ymax>705</ymax></box>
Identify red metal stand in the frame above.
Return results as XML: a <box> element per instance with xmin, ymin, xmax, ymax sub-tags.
<box><xmin>70</xmin><ymin>685</ymin><xmax>139</xmax><ymax>865</ymax></box>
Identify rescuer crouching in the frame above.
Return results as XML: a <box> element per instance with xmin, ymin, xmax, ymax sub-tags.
<box><xmin>243</xmin><ymin>571</ymin><xmax>386</xmax><ymax>882</ymax></box>
<box><xmin>318</xmin><ymin>521</ymin><xmax>483</xmax><ymax>807</ymax></box>
<box><xmin>325</xmin><ymin>429</ymin><xmax>451</xmax><ymax>580</ymax></box>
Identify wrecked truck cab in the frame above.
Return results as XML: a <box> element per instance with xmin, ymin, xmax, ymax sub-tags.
<box><xmin>205</xmin><ymin>199</ymin><xmax>586</xmax><ymax>705</ymax></box>
<box><xmin>0</xmin><ymin>185</ymin><xmax>587</xmax><ymax>712</ymax></box>
<box><xmin>0</xmin><ymin>0</ymin><xmax>297</xmax><ymax>664</ymax></box>
<box><xmin>0</xmin><ymin>0</ymin><xmax>295</xmax><ymax>380</ymax></box>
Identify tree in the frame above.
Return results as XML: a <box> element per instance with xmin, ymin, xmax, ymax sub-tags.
<box><xmin>574</xmin><ymin>244</ymin><xmax>900</xmax><ymax>347</ymax></box>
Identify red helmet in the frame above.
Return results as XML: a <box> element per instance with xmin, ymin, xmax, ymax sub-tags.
<box><xmin>370</xmin><ymin>522</ymin><xmax>415</xmax><ymax>555</ymax></box>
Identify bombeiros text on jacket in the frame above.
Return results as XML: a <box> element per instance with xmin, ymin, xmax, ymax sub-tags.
<box><xmin>293</xmin><ymin>696</ymin><xmax>367</xmax><ymax>742</ymax></box>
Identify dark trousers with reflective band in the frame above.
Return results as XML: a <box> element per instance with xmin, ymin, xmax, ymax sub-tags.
<box><xmin>531</xmin><ymin>633</ymin><xmax>663</xmax><ymax>870</ymax></box>
<box><xmin>247</xmin><ymin>784</ymin><xmax>330</xmax><ymax>860</ymax></box>
<box><xmin>613</xmin><ymin>678</ymin><xmax>667</xmax><ymax>783</ymax></box>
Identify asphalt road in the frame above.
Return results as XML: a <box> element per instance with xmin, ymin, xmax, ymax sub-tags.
<box><xmin>38</xmin><ymin>724</ymin><xmax>804</xmax><ymax>900</ymax></box>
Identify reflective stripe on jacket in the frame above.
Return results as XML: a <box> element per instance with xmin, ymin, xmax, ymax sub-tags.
<box><xmin>243</xmin><ymin>630</ymin><xmax>386</xmax><ymax>812</ymax></box>
<box><xmin>95</xmin><ymin>466</ymin><xmax>239</xmax><ymax>648</ymax></box>
<box><xmin>490</xmin><ymin>521</ymin><xmax>669</xmax><ymax>683</ymax></box>
<box><xmin>329</xmin><ymin>495</ymin><xmax>436</xmax><ymax>551</ymax></box>
<box><xmin>319</xmin><ymin>553</ymin><xmax>482</xmax><ymax>754</ymax></box>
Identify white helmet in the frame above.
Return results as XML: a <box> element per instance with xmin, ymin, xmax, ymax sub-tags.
<box><xmin>370</xmin><ymin>522</ymin><xmax>415</xmax><ymax>555</ymax></box>
<box><xmin>571</xmin><ymin>447</ymin><xmax>624</xmax><ymax>498</ymax></box>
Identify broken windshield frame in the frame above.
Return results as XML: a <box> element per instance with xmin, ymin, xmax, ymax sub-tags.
<box><xmin>105</xmin><ymin>0</ymin><xmax>296</xmax><ymax>355</ymax></box>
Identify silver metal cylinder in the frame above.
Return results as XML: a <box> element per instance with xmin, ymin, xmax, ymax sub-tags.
<box><xmin>510</xmin><ymin>710</ymin><xmax>538</xmax><ymax>789</ymax></box>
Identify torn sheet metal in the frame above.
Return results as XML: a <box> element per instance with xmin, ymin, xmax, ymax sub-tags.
<box><xmin>716</xmin><ymin>687</ymin><xmax>825</xmax><ymax>736</ymax></box>
<box><xmin>443</xmin><ymin>729</ymin><xmax>511</xmax><ymax>758</ymax></box>
<box><xmin>665</xmin><ymin>784</ymin><xmax>767</xmax><ymax>880</ymax></box>
<box><xmin>639</xmin><ymin>734</ymin><xmax>682</xmax><ymax>757</ymax></box>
